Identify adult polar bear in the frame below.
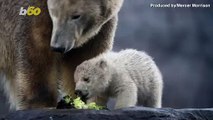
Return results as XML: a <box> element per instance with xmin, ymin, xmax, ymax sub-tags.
<box><xmin>0</xmin><ymin>0</ymin><xmax>123</xmax><ymax>110</ymax></box>
<box><xmin>74</xmin><ymin>49</ymin><xmax>163</xmax><ymax>109</ymax></box>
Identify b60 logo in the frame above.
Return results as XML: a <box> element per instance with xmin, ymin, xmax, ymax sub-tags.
<box><xmin>19</xmin><ymin>6</ymin><xmax>41</xmax><ymax>16</ymax></box>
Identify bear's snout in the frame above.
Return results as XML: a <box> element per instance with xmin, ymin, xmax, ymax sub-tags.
<box><xmin>75</xmin><ymin>89</ymin><xmax>89</xmax><ymax>102</ymax></box>
<box><xmin>75</xmin><ymin>90</ymin><xmax>83</xmax><ymax>96</ymax></box>
<box><xmin>75</xmin><ymin>90</ymin><xmax>88</xmax><ymax>97</ymax></box>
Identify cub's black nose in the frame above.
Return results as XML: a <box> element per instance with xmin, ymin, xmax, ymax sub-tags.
<box><xmin>75</xmin><ymin>90</ymin><xmax>83</xmax><ymax>96</ymax></box>
<box><xmin>51</xmin><ymin>47</ymin><xmax>66</xmax><ymax>53</ymax></box>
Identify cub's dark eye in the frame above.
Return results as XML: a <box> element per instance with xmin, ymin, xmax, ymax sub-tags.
<box><xmin>83</xmin><ymin>78</ymin><xmax>90</xmax><ymax>82</ymax></box>
<box><xmin>71</xmin><ymin>15</ymin><xmax>81</xmax><ymax>20</ymax></box>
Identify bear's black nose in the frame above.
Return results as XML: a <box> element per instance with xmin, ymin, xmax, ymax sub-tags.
<box><xmin>75</xmin><ymin>90</ymin><xmax>83</xmax><ymax>97</ymax></box>
<box><xmin>51</xmin><ymin>47</ymin><xmax>66</xmax><ymax>53</ymax></box>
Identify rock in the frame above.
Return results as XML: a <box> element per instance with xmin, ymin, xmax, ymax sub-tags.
<box><xmin>1</xmin><ymin>107</ymin><xmax>213</xmax><ymax>120</ymax></box>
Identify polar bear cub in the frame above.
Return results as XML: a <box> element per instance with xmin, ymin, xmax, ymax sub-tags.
<box><xmin>74</xmin><ymin>49</ymin><xmax>163</xmax><ymax>109</ymax></box>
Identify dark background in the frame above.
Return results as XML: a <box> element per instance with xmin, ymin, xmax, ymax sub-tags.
<box><xmin>1</xmin><ymin>0</ymin><xmax>213</xmax><ymax>116</ymax></box>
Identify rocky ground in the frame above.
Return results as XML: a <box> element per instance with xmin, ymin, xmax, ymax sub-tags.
<box><xmin>1</xmin><ymin>107</ymin><xmax>213</xmax><ymax>120</ymax></box>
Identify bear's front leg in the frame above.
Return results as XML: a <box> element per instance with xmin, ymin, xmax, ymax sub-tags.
<box><xmin>114</xmin><ymin>83</ymin><xmax>137</xmax><ymax>109</ymax></box>
<box><xmin>15</xmin><ymin>63</ymin><xmax>58</xmax><ymax>110</ymax></box>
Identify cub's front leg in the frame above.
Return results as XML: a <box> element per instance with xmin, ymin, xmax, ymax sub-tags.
<box><xmin>87</xmin><ymin>96</ymin><xmax>108</xmax><ymax>106</ymax></box>
<box><xmin>114</xmin><ymin>83</ymin><xmax>137</xmax><ymax>109</ymax></box>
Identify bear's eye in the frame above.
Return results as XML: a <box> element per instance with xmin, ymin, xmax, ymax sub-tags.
<box><xmin>71</xmin><ymin>15</ymin><xmax>81</xmax><ymax>20</ymax></box>
<box><xmin>83</xmin><ymin>78</ymin><xmax>90</xmax><ymax>82</ymax></box>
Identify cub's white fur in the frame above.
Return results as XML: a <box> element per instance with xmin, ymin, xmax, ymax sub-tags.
<box><xmin>74</xmin><ymin>49</ymin><xmax>163</xmax><ymax>109</ymax></box>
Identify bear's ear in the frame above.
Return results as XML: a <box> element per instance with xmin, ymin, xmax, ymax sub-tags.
<box><xmin>97</xmin><ymin>59</ymin><xmax>107</xmax><ymax>70</ymax></box>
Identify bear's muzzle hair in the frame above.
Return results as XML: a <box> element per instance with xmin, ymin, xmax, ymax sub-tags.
<box><xmin>50</xmin><ymin>28</ymin><xmax>75</xmax><ymax>53</ymax></box>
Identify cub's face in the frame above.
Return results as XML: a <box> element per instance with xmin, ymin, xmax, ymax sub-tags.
<box><xmin>74</xmin><ymin>59</ymin><xmax>111</xmax><ymax>100</ymax></box>
<box><xmin>47</xmin><ymin>0</ymin><xmax>123</xmax><ymax>53</ymax></box>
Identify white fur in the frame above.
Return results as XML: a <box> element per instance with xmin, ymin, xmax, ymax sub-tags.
<box><xmin>74</xmin><ymin>49</ymin><xmax>163</xmax><ymax>109</ymax></box>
